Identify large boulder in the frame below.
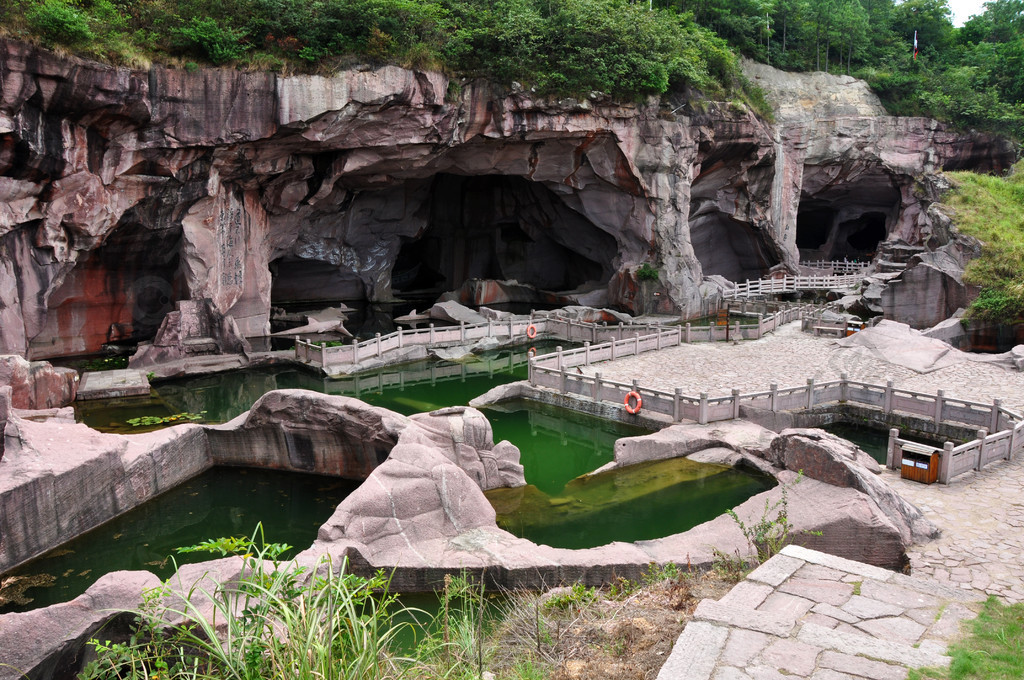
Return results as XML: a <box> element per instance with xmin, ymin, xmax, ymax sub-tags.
<box><xmin>0</xmin><ymin>356</ymin><xmax>78</xmax><ymax>410</ymax></box>
<box><xmin>881</xmin><ymin>241</ymin><xmax>981</xmax><ymax>329</ymax></box>
<box><xmin>405</xmin><ymin>407</ymin><xmax>525</xmax><ymax>490</ymax></box>
<box><xmin>768</xmin><ymin>429</ymin><xmax>938</xmax><ymax>544</ymax></box>
<box><xmin>205</xmin><ymin>390</ymin><xmax>409</xmax><ymax>477</ymax></box>
<box><xmin>0</xmin><ymin>570</ymin><xmax>160</xmax><ymax>680</ymax></box>
<box><xmin>836</xmin><ymin>319</ymin><xmax>1017</xmax><ymax>373</ymax></box>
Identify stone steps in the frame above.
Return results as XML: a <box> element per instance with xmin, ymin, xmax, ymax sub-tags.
<box><xmin>656</xmin><ymin>545</ymin><xmax>980</xmax><ymax>680</ymax></box>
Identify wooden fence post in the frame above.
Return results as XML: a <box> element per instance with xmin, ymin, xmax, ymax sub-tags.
<box><xmin>939</xmin><ymin>441</ymin><xmax>954</xmax><ymax>484</ymax></box>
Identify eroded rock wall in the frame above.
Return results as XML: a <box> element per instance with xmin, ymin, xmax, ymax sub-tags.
<box><xmin>0</xmin><ymin>40</ymin><xmax>1014</xmax><ymax>358</ymax></box>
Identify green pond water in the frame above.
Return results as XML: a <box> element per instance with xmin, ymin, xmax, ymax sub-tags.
<box><xmin>2</xmin><ymin>343</ymin><xmax>774</xmax><ymax>611</ymax></box>
<box><xmin>0</xmin><ymin>468</ymin><xmax>359</xmax><ymax>612</ymax></box>
<box><xmin>822</xmin><ymin>422</ymin><xmax>950</xmax><ymax>465</ymax></box>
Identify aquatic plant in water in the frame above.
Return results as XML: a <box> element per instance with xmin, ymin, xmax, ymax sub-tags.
<box><xmin>125</xmin><ymin>411</ymin><xmax>206</xmax><ymax>427</ymax></box>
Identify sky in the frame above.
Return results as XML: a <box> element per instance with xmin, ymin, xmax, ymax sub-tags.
<box><xmin>946</xmin><ymin>0</ymin><xmax>988</xmax><ymax>26</ymax></box>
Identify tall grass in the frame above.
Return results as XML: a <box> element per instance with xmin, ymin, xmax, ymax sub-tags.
<box><xmin>945</xmin><ymin>162</ymin><xmax>1024</xmax><ymax>324</ymax></box>
<box><xmin>80</xmin><ymin>529</ymin><xmax>411</xmax><ymax>680</ymax></box>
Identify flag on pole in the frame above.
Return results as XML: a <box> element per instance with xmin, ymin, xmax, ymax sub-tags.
<box><xmin>913</xmin><ymin>30</ymin><xmax>918</xmax><ymax>60</ymax></box>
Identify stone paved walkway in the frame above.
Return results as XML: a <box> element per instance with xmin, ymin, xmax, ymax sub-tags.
<box><xmin>584</xmin><ymin>322</ymin><xmax>1024</xmax><ymax>605</ymax></box>
<box><xmin>657</xmin><ymin>545</ymin><xmax>980</xmax><ymax>680</ymax></box>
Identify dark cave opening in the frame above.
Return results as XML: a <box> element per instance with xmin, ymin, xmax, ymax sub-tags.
<box><xmin>689</xmin><ymin>211</ymin><xmax>778</xmax><ymax>282</ymax></box>
<box><xmin>838</xmin><ymin>212</ymin><xmax>887</xmax><ymax>256</ymax></box>
<box><xmin>270</xmin><ymin>257</ymin><xmax>367</xmax><ymax>305</ymax></box>
<box><xmin>796</xmin><ymin>169</ymin><xmax>900</xmax><ymax>263</ymax></box>
<box><xmin>27</xmin><ymin>221</ymin><xmax>182</xmax><ymax>358</ymax></box>
<box><xmin>391</xmin><ymin>174</ymin><xmax>615</xmax><ymax>296</ymax></box>
<box><xmin>795</xmin><ymin>204</ymin><xmax>836</xmax><ymax>250</ymax></box>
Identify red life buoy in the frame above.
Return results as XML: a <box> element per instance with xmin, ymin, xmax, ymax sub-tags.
<box><xmin>526</xmin><ymin>324</ymin><xmax>537</xmax><ymax>339</ymax></box>
<box><xmin>527</xmin><ymin>347</ymin><xmax>537</xmax><ymax>358</ymax></box>
<box><xmin>624</xmin><ymin>390</ymin><xmax>642</xmax><ymax>414</ymax></box>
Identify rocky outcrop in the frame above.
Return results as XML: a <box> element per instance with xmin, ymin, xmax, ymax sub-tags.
<box><xmin>0</xmin><ymin>570</ymin><xmax>160</xmax><ymax>680</ymax></box>
<box><xmin>0</xmin><ymin>356</ymin><xmax>77</xmax><ymax>410</ymax></box>
<box><xmin>880</xmin><ymin>239</ymin><xmax>982</xmax><ymax>329</ymax></box>
<box><xmin>836</xmin><ymin>319</ymin><xmax>1018</xmax><ymax>373</ymax></box>
<box><xmin>0</xmin><ymin>40</ymin><xmax>1014</xmax><ymax>359</ymax></box>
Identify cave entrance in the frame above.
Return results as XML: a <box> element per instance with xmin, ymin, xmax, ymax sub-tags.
<box><xmin>270</xmin><ymin>257</ymin><xmax>366</xmax><ymax>305</ymax></box>
<box><xmin>689</xmin><ymin>214</ymin><xmax>777</xmax><ymax>282</ymax></box>
<box><xmin>391</xmin><ymin>174</ymin><xmax>616</xmax><ymax>297</ymax></box>
<box><xmin>27</xmin><ymin>221</ymin><xmax>182</xmax><ymax>359</ymax></box>
<box><xmin>796</xmin><ymin>169</ymin><xmax>899</xmax><ymax>263</ymax></box>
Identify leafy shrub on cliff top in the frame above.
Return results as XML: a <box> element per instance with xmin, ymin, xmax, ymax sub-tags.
<box><xmin>26</xmin><ymin>0</ymin><xmax>94</xmax><ymax>45</ymax></box>
<box><xmin>11</xmin><ymin>0</ymin><xmax>756</xmax><ymax>105</ymax></box>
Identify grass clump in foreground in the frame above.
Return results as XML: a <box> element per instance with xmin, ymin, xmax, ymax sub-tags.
<box><xmin>945</xmin><ymin>162</ymin><xmax>1024</xmax><ymax>325</ymax></box>
<box><xmin>912</xmin><ymin>597</ymin><xmax>1024</xmax><ymax>680</ymax></box>
<box><xmin>74</xmin><ymin>525</ymin><xmax>735</xmax><ymax>680</ymax></box>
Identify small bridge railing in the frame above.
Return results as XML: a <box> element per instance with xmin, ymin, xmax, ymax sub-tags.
<box><xmin>295</xmin><ymin>305</ymin><xmax>812</xmax><ymax>373</ymax></box>
<box><xmin>723</xmin><ymin>273</ymin><xmax>865</xmax><ymax>300</ymax></box>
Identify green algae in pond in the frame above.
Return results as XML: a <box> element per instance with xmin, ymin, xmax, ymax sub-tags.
<box><xmin>0</xmin><ymin>468</ymin><xmax>358</xmax><ymax>613</ymax></box>
<box><xmin>483</xmin><ymin>399</ymin><xmax>648</xmax><ymax>495</ymax></box>
<box><xmin>488</xmin><ymin>456</ymin><xmax>776</xmax><ymax>550</ymax></box>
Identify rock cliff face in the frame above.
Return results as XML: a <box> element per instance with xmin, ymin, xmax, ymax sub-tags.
<box><xmin>0</xmin><ymin>40</ymin><xmax>1015</xmax><ymax>358</ymax></box>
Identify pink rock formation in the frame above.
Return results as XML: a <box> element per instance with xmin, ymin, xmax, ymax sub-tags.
<box><xmin>0</xmin><ymin>40</ymin><xmax>1013</xmax><ymax>360</ymax></box>
<box><xmin>0</xmin><ymin>355</ymin><xmax>77</xmax><ymax>409</ymax></box>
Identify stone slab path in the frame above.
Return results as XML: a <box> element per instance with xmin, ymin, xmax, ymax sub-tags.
<box><xmin>77</xmin><ymin>369</ymin><xmax>151</xmax><ymax>400</ymax></box>
<box><xmin>657</xmin><ymin>545</ymin><xmax>980</xmax><ymax>680</ymax></box>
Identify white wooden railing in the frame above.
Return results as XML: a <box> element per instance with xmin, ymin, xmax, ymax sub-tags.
<box><xmin>528</xmin><ymin>330</ymin><xmax>1024</xmax><ymax>484</ymax></box>
<box><xmin>295</xmin><ymin>307</ymin><xmax>812</xmax><ymax>373</ymax></box>
<box><xmin>799</xmin><ymin>259</ymin><xmax>873</xmax><ymax>275</ymax></box>
<box><xmin>723</xmin><ymin>273</ymin><xmax>865</xmax><ymax>300</ymax></box>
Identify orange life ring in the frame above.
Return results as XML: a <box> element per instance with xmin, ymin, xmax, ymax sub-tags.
<box><xmin>526</xmin><ymin>324</ymin><xmax>537</xmax><ymax>339</ymax></box>
<box><xmin>527</xmin><ymin>347</ymin><xmax>537</xmax><ymax>358</ymax></box>
<box><xmin>624</xmin><ymin>390</ymin><xmax>642</xmax><ymax>414</ymax></box>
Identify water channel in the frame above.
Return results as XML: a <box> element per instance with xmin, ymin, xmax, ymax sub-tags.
<box><xmin>2</xmin><ymin>342</ymin><xmax>775</xmax><ymax>611</ymax></box>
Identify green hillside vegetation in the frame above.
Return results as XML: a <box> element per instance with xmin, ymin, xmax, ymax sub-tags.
<box><xmin>0</xmin><ymin>0</ymin><xmax>760</xmax><ymax>104</ymax></box>
<box><xmin>667</xmin><ymin>0</ymin><xmax>1024</xmax><ymax>139</ymax></box>
<box><xmin>1</xmin><ymin>0</ymin><xmax>1021</xmax><ymax>134</ymax></box>
<box><xmin>945</xmin><ymin>162</ymin><xmax>1024</xmax><ymax>323</ymax></box>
